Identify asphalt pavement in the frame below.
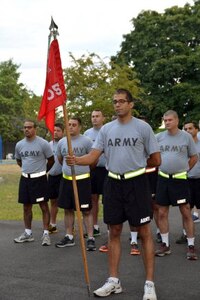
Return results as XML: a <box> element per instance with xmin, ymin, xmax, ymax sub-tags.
<box><xmin>0</xmin><ymin>207</ymin><xmax>200</xmax><ymax>300</ymax></box>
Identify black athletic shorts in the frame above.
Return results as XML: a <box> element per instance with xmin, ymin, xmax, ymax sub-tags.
<box><xmin>103</xmin><ymin>173</ymin><xmax>152</xmax><ymax>226</ymax></box>
<box><xmin>156</xmin><ymin>175</ymin><xmax>190</xmax><ymax>206</ymax></box>
<box><xmin>90</xmin><ymin>167</ymin><xmax>108</xmax><ymax>194</ymax></box>
<box><xmin>188</xmin><ymin>178</ymin><xmax>200</xmax><ymax>209</ymax></box>
<box><xmin>18</xmin><ymin>175</ymin><xmax>49</xmax><ymax>204</ymax></box>
<box><xmin>48</xmin><ymin>174</ymin><xmax>62</xmax><ymax>199</ymax></box>
<box><xmin>58</xmin><ymin>177</ymin><xmax>92</xmax><ymax>211</ymax></box>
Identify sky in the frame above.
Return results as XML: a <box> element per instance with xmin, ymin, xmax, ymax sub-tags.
<box><xmin>0</xmin><ymin>0</ymin><xmax>194</xmax><ymax>95</ymax></box>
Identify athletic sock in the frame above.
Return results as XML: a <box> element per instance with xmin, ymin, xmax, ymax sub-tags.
<box><xmin>187</xmin><ymin>237</ymin><xmax>194</xmax><ymax>246</ymax></box>
<box><xmin>161</xmin><ymin>233</ymin><xmax>169</xmax><ymax>246</ymax></box>
<box><xmin>193</xmin><ymin>211</ymin><xmax>198</xmax><ymax>217</ymax></box>
<box><xmin>109</xmin><ymin>277</ymin><xmax>119</xmax><ymax>283</ymax></box>
<box><xmin>65</xmin><ymin>234</ymin><xmax>73</xmax><ymax>240</ymax></box>
<box><xmin>25</xmin><ymin>229</ymin><xmax>32</xmax><ymax>235</ymax></box>
<box><xmin>145</xmin><ymin>280</ymin><xmax>154</xmax><ymax>285</ymax></box>
<box><xmin>88</xmin><ymin>236</ymin><xmax>95</xmax><ymax>240</ymax></box>
<box><xmin>130</xmin><ymin>231</ymin><xmax>138</xmax><ymax>244</ymax></box>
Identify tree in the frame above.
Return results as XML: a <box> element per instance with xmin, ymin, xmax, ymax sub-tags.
<box><xmin>112</xmin><ymin>0</ymin><xmax>200</xmax><ymax>128</ymax></box>
<box><xmin>63</xmin><ymin>53</ymin><xmax>143</xmax><ymax>131</ymax></box>
<box><xmin>0</xmin><ymin>59</ymin><xmax>43</xmax><ymax>142</ymax></box>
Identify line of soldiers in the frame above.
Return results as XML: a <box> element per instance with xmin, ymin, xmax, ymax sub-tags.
<box><xmin>14</xmin><ymin>88</ymin><xmax>200</xmax><ymax>300</ymax></box>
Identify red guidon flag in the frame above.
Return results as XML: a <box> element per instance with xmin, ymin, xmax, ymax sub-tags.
<box><xmin>38</xmin><ymin>39</ymin><xmax>66</xmax><ymax>136</ymax></box>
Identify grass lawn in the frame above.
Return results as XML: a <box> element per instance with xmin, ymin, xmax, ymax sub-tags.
<box><xmin>0</xmin><ymin>163</ymin><xmax>103</xmax><ymax>220</ymax></box>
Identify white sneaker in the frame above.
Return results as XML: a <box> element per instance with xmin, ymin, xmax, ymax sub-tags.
<box><xmin>93</xmin><ymin>278</ymin><xmax>122</xmax><ymax>297</ymax></box>
<box><xmin>143</xmin><ymin>281</ymin><xmax>157</xmax><ymax>300</ymax></box>
<box><xmin>14</xmin><ymin>232</ymin><xmax>34</xmax><ymax>243</ymax></box>
<box><xmin>42</xmin><ymin>234</ymin><xmax>51</xmax><ymax>246</ymax></box>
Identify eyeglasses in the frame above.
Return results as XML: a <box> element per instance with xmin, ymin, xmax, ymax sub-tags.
<box><xmin>112</xmin><ymin>99</ymin><xmax>129</xmax><ymax>105</ymax></box>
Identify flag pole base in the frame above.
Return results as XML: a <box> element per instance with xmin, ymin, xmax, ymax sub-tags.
<box><xmin>87</xmin><ymin>284</ymin><xmax>91</xmax><ymax>297</ymax></box>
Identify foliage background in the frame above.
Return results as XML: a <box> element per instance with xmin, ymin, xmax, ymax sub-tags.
<box><xmin>1</xmin><ymin>1</ymin><xmax>200</xmax><ymax>141</ymax></box>
<box><xmin>112</xmin><ymin>0</ymin><xmax>200</xmax><ymax>128</ymax></box>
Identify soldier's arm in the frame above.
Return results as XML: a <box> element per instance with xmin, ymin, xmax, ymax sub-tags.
<box><xmin>46</xmin><ymin>155</ymin><xmax>55</xmax><ymax>172</ymax></box>
<box><xmin>146</xmin><ymin>152</ymin><xmax>161</xmax><ymax>168</ymax></box>
<box><xmin>16</xmin><ymin>159</ymin><xmax>22</xmax><ymax>168</ymax></box>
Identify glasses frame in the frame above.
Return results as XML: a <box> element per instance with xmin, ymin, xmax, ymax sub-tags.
<box><xmin>112</xmin><ymin>99</ymin><xmax>129</xmax><ymax>105</ymax></box>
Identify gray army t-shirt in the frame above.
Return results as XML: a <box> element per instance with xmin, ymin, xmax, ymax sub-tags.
<box><xmin>156</xmin><ymin>129</ymin><xmax>197</xmax><ymax>174</ymax></box>
<box><xmin>84</xmin><ymin>127</ymin><xmax>106</xmax><ymax>167</ymax></box>
<box><xmin>15</xmin><ymin>136</ymin><xmax>53</xmax><ymax>173</ymax></box>
<box><xmin>93</xmin><ymin>117</ymin><xmax>159</xmax><ymax>174</ymax></box>
<box><xmin>57</xmin><ymin>134</ymin><xmax>92</xmax><ymax>176</ymax></box>
<box><xmin>188</xmin><ymin>139</ymin><xmax>200</xmax><ymax>178</ymax></box>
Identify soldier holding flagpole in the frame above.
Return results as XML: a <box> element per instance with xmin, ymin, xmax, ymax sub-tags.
<box><xmin>37</xmin><ymin>18</ymin><xmax>92</xmax><ymax>296</ymax></box>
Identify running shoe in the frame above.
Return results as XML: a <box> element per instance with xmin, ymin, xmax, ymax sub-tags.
<box><xmin>48</xmin><ymin>224</ymin><xmax>58</xmax><ymax>234</ymax></box>
<box><xmin>192</xmin><ymin>214</ymin><xmax>200</xmax><ymax>223</ymax></box>
<box><xmin>93</xmin><ymin>228</ymin><xmax>101</xmax><ymax>237</ymax></box>
<box><xmin>42</xmin><ymin>234</ymin><xmax>51</xmax><ymax>246</ymax></box>
<box><xmin>55</xmin><ymin>236</ymin><xmax>75</xmax><ymax>248</ymax></box>
<box><xmin>14</xmin><ymin>232</ymin><xmax>34</xmax><ymax>243</ymax></box>
<box><xmin>143</xmin><ymin>281</ymin><xmax>157</xmax><ymax>300</ymax></box>
<box><xmin>156</xmin><ymin>232</ymin><xmax>162</xmax><ymax>243</ymax></box>
<box><xmin>86</xmin><ymin>238</ymin><xmax>96</xmax><ymax>251</ymax></box>
<box><xmin>175</xmin><ymin>234</ymin><xmax>187</xmax><ymax>244</ymax></box>
<box><xmin>93</xmin><ymin>278</ymin><xmax>122</xmax><ymax>297</ymax></box>
<box><xmin>186</xmin><ymin>245</ymin><xmax>198</xmax><ymax>260</ymax></box>
<box><xmin>130</xmin><ymin>243</ymin><xmax>140</xmax><ymax>255</ymax></box>
<box><xmin>84</xmin><ymin>228</ymin><xmax>101</xmax><ymax>238</ymax></box>
<box><xmin>99</xmin><ymin>243</ymin><xmax>109</xmax><ymax>253</ymax></box>
<box><xmin>155</xmin><ymin>243</ymin><xmax>171</xmax><ymax>257</ymax></box>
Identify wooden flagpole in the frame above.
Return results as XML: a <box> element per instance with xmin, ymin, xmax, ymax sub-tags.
<box><xmin>48</xmin><ymin>17</ymin><xmax>91</xmax><ymax>296</ymax></box>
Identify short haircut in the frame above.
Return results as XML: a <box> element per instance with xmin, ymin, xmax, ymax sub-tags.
<box><xmin>24</xmin><ymin>119</ymin><xmax>37</xmax><ymax>128</ymax></box>
<box><xmin>114</xmin><ymin>88</ymin><xmax>135</xmax><ymax>102</ymax></box>
<box><xmin>69</xmin><ymin>116</ymin><xmax>82</xmax><ymax>126</ymax></box>
<box><xmin>183</xmin><ymin>121</ymin><xmax>199</xmax><ymax>130</ymax></box>
<box><xmin>163</xmin><ymin>110</ymin><xmax>178</xmax><ymax>119</ymax></box>
<box><xmin>54</xmin><ymin>122</ymin><xmax>64</xmax><ymax>131</ymax></box>
<box><xmin>92</xmin><ymin>109</ymin><xmax>104</xmax><ymax>116</ymax></box>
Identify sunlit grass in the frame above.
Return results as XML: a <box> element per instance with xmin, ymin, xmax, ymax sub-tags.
<box><xmin>0</xmin><ymin>166</ymin><xmax>103</xmax><ymax>220</ymax></box>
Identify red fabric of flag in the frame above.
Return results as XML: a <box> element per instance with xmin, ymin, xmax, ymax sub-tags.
<box><xmin>38</xmin><ymin>39</ymin><xmax>66</xmax><ymax>136</ymax></box>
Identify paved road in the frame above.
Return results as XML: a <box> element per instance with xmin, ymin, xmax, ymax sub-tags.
<box><xmin>0</xmin><ymin>208</ymin><xmax>200</xmax><ymax>300</ymax></box>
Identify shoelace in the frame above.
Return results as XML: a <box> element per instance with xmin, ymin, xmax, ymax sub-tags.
<box><xmin>145</xmin><ymin>283</ymin><xmax>154</xmax><ymax>294</ymax></box>
<box><xmin>42</xmin><ymin>234</ymin><xmax>50</xmax><ymax>240</ymax></box>
<box><xmin>102</xmin><ymin>279</ymin><xmax>118</xmax><ymax>289</ymax></box>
